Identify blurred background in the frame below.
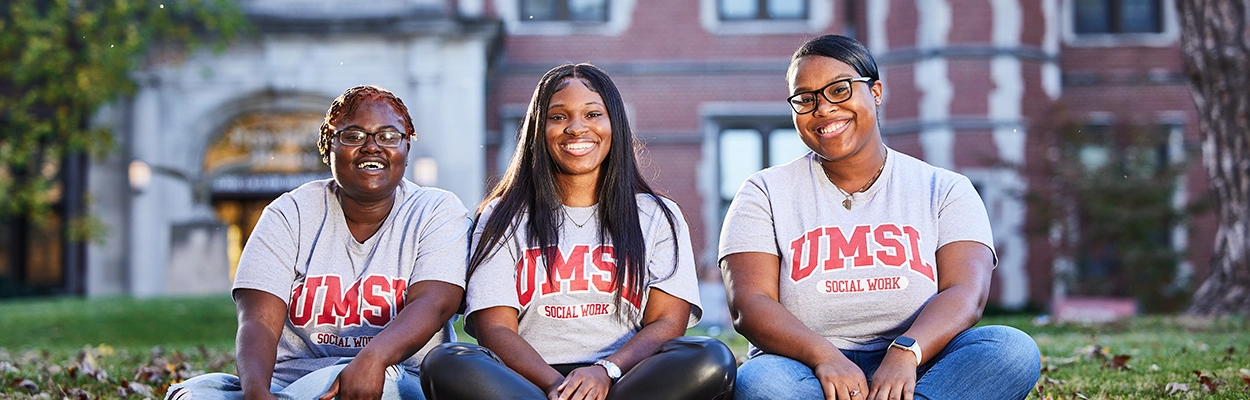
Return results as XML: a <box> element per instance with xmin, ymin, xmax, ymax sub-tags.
<box><xmin>0</xmin><ymin>0</ymin><xmax>1220</xmax><ymax>323</ymax></box>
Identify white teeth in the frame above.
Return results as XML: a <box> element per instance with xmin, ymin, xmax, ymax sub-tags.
<box><xmin>357</xmin><ymin>161</ymin><xmax>384</xmax><ymax>170</ymax></box>
<box><xmin>820</xmin><ymin>120</ymin><xmax>849</xmax><ymax>134</ymax></box>
<box><xmin>566</xmin><ymin>142</ymin><xmax>593</xmax><ymax>151</ymax></box>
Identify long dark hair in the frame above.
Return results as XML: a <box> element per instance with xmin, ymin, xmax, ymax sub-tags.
<box><xmin>789</xmin><ymin>34</ymin><xmax>880</xmax><ymax>83</ymax></box>
<box><xmin>468</xmin><ymin>63</ymin><xmax>679</xmax><ymax>318</ymax></box>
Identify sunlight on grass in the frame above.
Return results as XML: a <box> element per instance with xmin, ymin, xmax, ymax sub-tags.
<box><xmin>2</xmin><ymin>296</ymin><xmax>1248</xmax><ymax>399</ymax></box>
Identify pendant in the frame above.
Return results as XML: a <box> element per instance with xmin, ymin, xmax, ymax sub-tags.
<box><xmin>842</xmin><ymin>199</ymin><xmax>852</xmax><ymax>210</ymax></box>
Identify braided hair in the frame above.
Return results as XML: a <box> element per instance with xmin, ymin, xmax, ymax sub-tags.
<box><xmin>317</xmin><ymin>85</ymin><xmax>416</xmax><ymax>165</ymax></box>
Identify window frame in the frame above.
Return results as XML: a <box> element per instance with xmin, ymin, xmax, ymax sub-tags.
<box><xmin>717</xmin><ymin>0</ymin><xmax>809</xmax><ymax>21</ymax></box>
<box><xmin>498</xmin><ymin>0</ymin><xmax>634</xmax><ymax>36</ymax></box>
<box><xmin>1063</xmin><ymin>0</ymin><xmax>1178</xmax><ymax>47</ymax></box>
<box><xmin>519</xmin><ymin>0</ymin><xmax>610</xmax><ymax>23</ymax></box>
<box><xmin>706</xmin><ymin>111</ymin><xmax>805</xmax><ymax>231</ymax></box>
<box><xmin>700</xmin><ymin>0</ymin><xmax>831</xmax><ymax>35</ymax></box>
<box><xmin>1072</xmin><ymin>0</ymin><xmax>1163</xmax><ymax>35</ymax></box>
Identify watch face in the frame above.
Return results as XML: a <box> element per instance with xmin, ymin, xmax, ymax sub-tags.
<box><xmin>894</xmin><ymin>336</ymin><xmax>916</xmax><ymax>347</ymax></box>
<box><xmin>596</xmin><ymin>360</ymin><xmax>621</xmax><ymax>379</ymax></box>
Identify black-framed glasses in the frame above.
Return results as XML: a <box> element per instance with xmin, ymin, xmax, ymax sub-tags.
<box><xmin>336</xmin><ymin>128</ymin><xmax>408</xmax><ymax>147</ymax></box>
<box><xmin>787</xmin><ymin>77</ymin><xmax>873</xmax><ymax>114</ymax></box>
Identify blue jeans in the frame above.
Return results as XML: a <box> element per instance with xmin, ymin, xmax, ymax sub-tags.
<box><xmin>165</xmin><ymin>358</ymin><xmax>425</xmax><ymax>400</ymax></box>
<box><xmin>735</xmin><ymin>325</ymin><xmax>1040</xmax><ymax>400</ymax></box>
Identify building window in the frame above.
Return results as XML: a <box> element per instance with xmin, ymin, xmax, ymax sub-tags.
<box><xmin>1073</xmin><ymin>0</ymin><xmax>1162</xmax><ymax>34</ymax></box>
<box><xmin>718</xmin><ymin>124</ymin><xmax>809</xmax><ymax>216</ymax></box>
<box><xmin>521</xmin><ymin>0</ymin><xmax>608</xmax><ymax>22</ymax></box>
<box><xmin>718</xmin><ymin>0</ymin><xmax>806</xmax><ymax>20</ymax></box>
<box><xmin>701</xmin><ymin>0</ymin><xmax>829</xmax><ymax>35</ymax></box>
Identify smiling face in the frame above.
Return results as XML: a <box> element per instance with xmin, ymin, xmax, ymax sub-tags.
<box><xmin>544</xmin><ymin>78</ymin><xmax>612</xmax><ymax>185</ymax></box>
<box><xmin>327</xmin><ymin>94</ymin><xmax>410</xmax><ymax>202</ymax></box>
<box><xmin>788</xmin><ymin>55</ymin><xmax>883</xmax><ymax>163</ymax></box>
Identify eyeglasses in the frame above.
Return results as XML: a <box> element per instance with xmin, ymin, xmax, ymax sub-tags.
<box><xmin>336</xmin><ymin>128</ymin><xmax>408</xmax><ymax>147</ymax></box>
<box><xmin>787</xmin><ymin>77</ymin><xmax>873</xmax><ymax>114</ymax></box>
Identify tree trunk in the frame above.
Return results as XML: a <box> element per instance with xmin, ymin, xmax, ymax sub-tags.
<box><xmin>1177</xmin><ymin>0</ymin><xmax>1250</xmax><ymax>317</ymax></box>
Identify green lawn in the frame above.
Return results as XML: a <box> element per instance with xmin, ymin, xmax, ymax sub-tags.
<box><xmin>1</xmin><ymin>295</ymin><xmax>1247</xmax><ymax>399</ymax></box>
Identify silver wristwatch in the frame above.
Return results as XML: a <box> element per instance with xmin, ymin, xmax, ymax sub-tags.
<box><xmin>593</xmin><ymin>359</ymin><xmax>622</xmax><ymax>382</ymax></box>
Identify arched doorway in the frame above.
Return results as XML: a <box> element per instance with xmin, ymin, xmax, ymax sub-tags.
<box><xmin>203</xmin><ymin>111</ymin><xmax>328</xmax><ymax>278</ymax></box>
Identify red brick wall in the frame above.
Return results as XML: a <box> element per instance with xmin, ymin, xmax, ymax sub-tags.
<box><xmin>479</xmin><ymin>0</ymin><xmax>1213</xmax><ymax>309</ymax></box>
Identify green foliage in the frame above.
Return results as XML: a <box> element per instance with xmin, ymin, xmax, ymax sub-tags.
<box><xmin>0</xmin><ymin>0</ymin><xmax>248</xmax><ymax>221</ymax></box>
<box><xmin>1024</xmin><ymin>106</ymin><xmax>1207</xmax><ymax>313</ymax></box>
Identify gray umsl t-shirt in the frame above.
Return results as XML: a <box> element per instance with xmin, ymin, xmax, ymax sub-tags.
<box><xmin>466</xmin><ymin>195</ymin><xmax>702</xmax><ymax>365</ymax></box>
<box><xmin>719</xmin><ymin>149</ymin><xmax>995</xmax><ymax>356</ymax></box>
<box><xmin>233</xmin><ymin>178</ymin><xmax>471</xmax><ymax>385</ymax></box>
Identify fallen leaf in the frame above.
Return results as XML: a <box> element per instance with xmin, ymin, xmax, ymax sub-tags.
<box><xmin>1194</xmin><ymin>370</ymin><xmax>1226</xmax><ymax>392</ymax></box>
<box><xmin>63</xmin><ymin>387</ymin><xmax>90</xmax><ymax>400</ymax></box>
<box><xmin>1164</xmin><ymin>382</ymin><xmax>1190</xmax><ymax>395</ymax></box>
<box><xmin>1105</xmin><ymin>354</ymin><xmax>1131</xmax><ymax>370</ymax></box>
<box><xmin>10</xmin><ymin>378</ymin><xmax>39</xmax><ymax>393</ymax></box>
<box><xmin>128</xmin><ymin>381</ymin><xmax>154</xmax><ymax>397</ymax></box>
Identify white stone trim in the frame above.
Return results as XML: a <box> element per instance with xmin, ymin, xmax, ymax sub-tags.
<box><xmin>915</xmin><ymin>0</ymin><xmax>953</xmax><ymax>169</ymax></box>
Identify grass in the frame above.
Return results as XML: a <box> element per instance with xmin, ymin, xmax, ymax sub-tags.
<box><xmin>1</xmin><ymin>296</ymin><xmax>1248</xmax><ymax>399</ymax></box>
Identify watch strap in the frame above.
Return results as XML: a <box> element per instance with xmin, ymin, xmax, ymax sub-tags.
<box><xmin>593</xmin><ymin>359</ymin><xmax>621</xmax><ymax>381</ymax></box>
<box><xmin>891</xmin><ymin>336</ymin><xmax>923</xmax><ymax>365</ymax></box>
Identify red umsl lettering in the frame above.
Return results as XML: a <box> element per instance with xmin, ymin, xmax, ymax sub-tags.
<box><xmin>361</xmin><ymin>275</ymin><xmax>393</xmax><ymax>326</ymax></box>
<box><xmin>517</xmin><ymin>248</ymin><xmax>543</xmax><ymax>307</ymax></box>
<box><xmin>289</xmin><ymin>276</ymin><xmax>324</xmax><ymax>326</ymax></box>
<box><xmin>589</xmin><ymin>246</ymin><xmax>616</xmax><ymax>293</ymax></box>
<box><xmin>824</xmin><ymin>226</ymin><xmax>873</xmax><ymax>271</ymax></box>
<box><xmin>541</xmin><ymin>245</ymin><xmax>591</xmax><ymax>296</ymax></box>
<box><xmin>317</xmin><ymin>276</ymin><xmax>363</xmax><ymax>326</ymax></box>
<box><xmin>874</xmin><ymin>224</ymin><xmax>907</xmax><ymax>267</ymax></box>
<box><xmin>392</xmin><ymin>278</ymin><xmax>408</xmax><ymax>314</ymax></box>
<box><xmin>904</xmin><ymin>226</ymin><xmax>935</xmax><ymax>282</ymax></box>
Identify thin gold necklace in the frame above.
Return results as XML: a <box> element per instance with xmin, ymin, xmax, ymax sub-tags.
<box><xmin>822</xmin><ymin>151</ymin><xmax>887</xmax><ymax>210</ymax></box>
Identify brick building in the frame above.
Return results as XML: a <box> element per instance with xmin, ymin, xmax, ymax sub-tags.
<box><xmin>475</xmin><ymin>0</ymin><xmax>1211</xmax><ymax>313</ymax></box>
<box><xmin>3</xmin><ymin>0</ymin><xmax>1209</xmax><ymax>315</ymax></box>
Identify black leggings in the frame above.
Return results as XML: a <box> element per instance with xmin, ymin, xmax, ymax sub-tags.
<box><xmin>420</xmin><ymin>336</ymin><xmax>736</xmax><ymax>400</ymax></box>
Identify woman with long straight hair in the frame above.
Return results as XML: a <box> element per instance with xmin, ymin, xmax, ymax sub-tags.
<box><xmin>420</xmin><ymin>63</ymin><xmax>736</xmax><ymax>400</ymax></box>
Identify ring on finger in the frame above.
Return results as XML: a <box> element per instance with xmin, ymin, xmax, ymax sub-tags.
<box><xmin>849</xmin><ymin>388</ymin><xmax>860</xmax><ymax>396</ymax></box>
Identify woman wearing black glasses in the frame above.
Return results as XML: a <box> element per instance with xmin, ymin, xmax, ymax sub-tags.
<box><xmin>719</xmin><ymin>35</ymin><xmax>1041</xmax><ymax>400</ymax></box>
<box><xmin>166</xmin><ymin>85</ymin><xmax>470</xmax><ymax>400</ymax></box>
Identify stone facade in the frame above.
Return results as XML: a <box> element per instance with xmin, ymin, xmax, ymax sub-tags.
<box><xmin>87</xmin><ymin>0</ymin><xmax>499</xmax><ymax>297</ymax></box>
